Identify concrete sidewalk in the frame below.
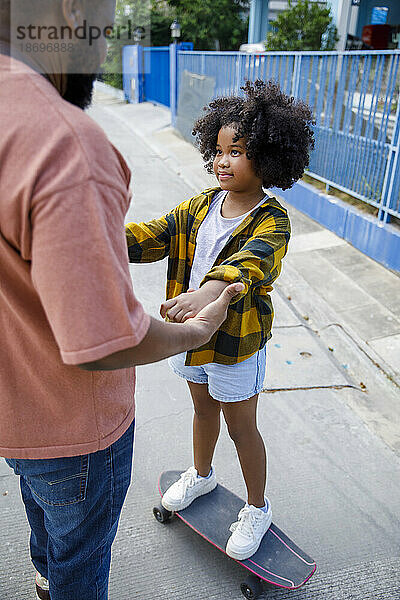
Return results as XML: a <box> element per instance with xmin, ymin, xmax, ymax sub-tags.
<box><xmin>1</xmin><ymin>89</ymin><xmax>399</xmax><ymax>600</ymax></box>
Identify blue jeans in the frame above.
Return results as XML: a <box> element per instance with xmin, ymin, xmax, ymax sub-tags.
<box><xmin>5</xmin><ymin>420</ymin><xmax>134</xmax><ymax>600</ymax></box>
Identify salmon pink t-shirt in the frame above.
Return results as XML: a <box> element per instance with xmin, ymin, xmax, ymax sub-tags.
<box><xmin>0</xmin><ymin>54</ymin><xmax>151</xmax><ymax>459</ymax></box>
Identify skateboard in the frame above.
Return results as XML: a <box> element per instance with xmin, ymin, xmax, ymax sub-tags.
<box><xmin>153</xmin><ymin>470</ymin><xmax>316</xmax><ymax>599</ymax></box>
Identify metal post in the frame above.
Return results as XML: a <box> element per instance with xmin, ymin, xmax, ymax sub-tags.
<box><xmin>235</xmin><ymin>53</ymin><xmax>242</xmax><ymax>95</ymax></box>
<box><xmin>170</xmin><ymin>42</ymin><xmax>178</xmax><ymax>128</ymax></box>
<box><xmin>122</xmin><ymin>46</ymin><xmax>132</xmax><ymax>103</ymax></box>
<box><xmin>129</xmin><ymin>44</ymin><xmax>144</xmax><ymax>104</ymax></box>
<box><xmin>139</xmin><ymin>44</ymin><xmax>145</xmax><ymax>103</ymax></box>
<box><xmin>378</xmin><ymin>87</ymin><xmax>400</xmax><ymax>223</ymax></box>
<box><xmin>291</xmin><ymin>53</ymin><xmax>301</xmax><ymax>98</ymax></box>
<box><xmin>248</xmin><ymin>0</ymin><xmax>257</xmax><ymax>44</ymax></box>
<box><xmin>248</xmin><ymin>0</ymin><xmax>269</xmax><ymax>43</ymax></box>
<box><xmin>201</xmin><ymin>53</ymin><xmax>206</xmax><ymax>76</ymax></box>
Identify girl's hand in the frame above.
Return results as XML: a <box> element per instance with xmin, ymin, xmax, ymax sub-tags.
<box><xmin>160</xmin><ymin>280</ymin><xmax>232</xmax><ymax>323</ymax></box>
<box><xmin>184</xmin><ymin>283</ymin><xmax>244</xmax><ymax>343</ymax></box>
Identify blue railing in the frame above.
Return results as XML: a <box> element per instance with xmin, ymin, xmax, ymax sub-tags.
<box><xmin>177</xmin><ymin>50</ymin><xmax>400</xmax><ymax>224</ymax></box>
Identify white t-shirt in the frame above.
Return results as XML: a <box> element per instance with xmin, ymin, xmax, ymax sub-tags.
<box><xmin>189</xmin><ymin>191</ymin><xmax>267</xmax><ymax>290</ymax></box>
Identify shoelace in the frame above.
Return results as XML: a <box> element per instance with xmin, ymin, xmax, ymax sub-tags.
<box><xmin>177</xmin><ymin>468</ymin><xmax>198</xmax><ymax>497</ymax></box>
<box><xmin>229</xmin><ymin>505</ymin><xmax>262</xmax><ymax>539</ymax></box>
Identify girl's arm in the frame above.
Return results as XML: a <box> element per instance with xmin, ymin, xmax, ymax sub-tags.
<box><xmin>162</xmin><ymin>212</ymin><xmax>290</xmax><ymax>322</ymax></box>
<box><xmin>200</xmin><ymin>212</ymin><xmax>291</xmax><ymax>304</ymax></box>
<box><xmin>125</xmin><ymin>211</ymin><xmax>175</xmax><ymax>263</ymax></box>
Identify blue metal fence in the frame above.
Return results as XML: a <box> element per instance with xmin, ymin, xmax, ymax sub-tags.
<box><xmin>123</xmin><ymin>43</ymin><xmax>194</xmax><ymax>109</ymax></box>
<box><xmin>177</xmin><ymin>50</ymin><xmax>400</xmax><ymax>224</ymax></box>
<box><xmin>144</xmin><ymin>46</ymin><xmax>170</xmax><ymax>107</ymax></box>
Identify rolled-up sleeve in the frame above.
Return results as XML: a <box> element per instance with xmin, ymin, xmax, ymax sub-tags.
<box><xmin>200</xmin><ymin>214</ymin><xmax>291</xmax><ymax>304</ymax></box>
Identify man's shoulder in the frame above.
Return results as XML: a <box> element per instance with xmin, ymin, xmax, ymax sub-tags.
<box><xmin>29</xmin><ymin>76</ymin><xmax>114</xmax><ymax>164</ymax></box>
<box><xmin>0</xmin><ymin>66</ymin><xmax>130</xmax><ymax>192</ymax></box>
<box><xmin>1</xmin><ymin>61</ymin><xmax>94</xmax><ymax>136</ymax></box>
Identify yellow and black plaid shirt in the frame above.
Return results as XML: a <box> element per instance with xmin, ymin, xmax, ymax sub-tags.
<box><xmin>126</xmin><ymin>187</ymin><xmax>291</xmax><ymax>366</ymax></box>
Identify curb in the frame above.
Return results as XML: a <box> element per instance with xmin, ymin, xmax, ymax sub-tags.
<box><xmin>273</xmin><ymin>182</ymin><xmax>400</xmax><ymax>273</ymax></box>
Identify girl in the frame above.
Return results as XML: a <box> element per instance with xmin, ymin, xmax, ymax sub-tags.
<box><xmin>126</xmin><ymin>80</ymin><xmax>314</xmax><ymax>560</ymax></box>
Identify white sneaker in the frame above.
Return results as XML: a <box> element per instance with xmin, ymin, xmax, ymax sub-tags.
<box><xmin>226</xmin><ymin>499</ymin><xmax>272</xmax><ymax>560</ymax></box>
<box><xmin>161</xmin><ymin>466</ymin><xmax>217</xmax><ymax>511</ymax></box>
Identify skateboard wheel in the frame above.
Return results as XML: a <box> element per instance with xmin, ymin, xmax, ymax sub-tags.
<box><xmin>153</xmin><ymin>504</ymin><xmax>172</xmax><ymax>523</ymax></box>
<box><xmin>240</xmin><ymin>575</ymin><xmax>263</xmax><ymax>599</ymax></box>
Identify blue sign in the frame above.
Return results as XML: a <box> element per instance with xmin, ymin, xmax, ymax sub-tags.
<box><xmin>371</xmin><ymin>6</ymin><xmax>389</xmax><ymax>25</ymax></box>
<box><xmin>180</xmin><ymin>42</ymin><xmax>194</xmax><ymax>51</ymax></box>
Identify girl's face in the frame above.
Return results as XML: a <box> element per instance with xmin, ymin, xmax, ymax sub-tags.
<box><xmin>213</xmin><ymin>126</ymin><xmax>263</xmax><ymax>193</ymax></box>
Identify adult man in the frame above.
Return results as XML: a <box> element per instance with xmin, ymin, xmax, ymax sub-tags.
<box><xmin>0</xmin><ymin>1</ymin><xmax>241</xmax><ymax>598</ymax></box>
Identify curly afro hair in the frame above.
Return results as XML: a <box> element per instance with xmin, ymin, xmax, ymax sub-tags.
<box><xmin>192</xmin><ymin>80</ymin><xmax>315</xmax><ymax>190</ymax></box>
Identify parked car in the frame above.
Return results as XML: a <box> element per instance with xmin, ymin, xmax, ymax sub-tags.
<box><xmin>239</xmin><ymin>43</ymin><xmax>266</xmax><ymax>53</ymax></box>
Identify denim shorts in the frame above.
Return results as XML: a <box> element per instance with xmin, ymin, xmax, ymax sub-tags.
<box><xmin>168</xmin><ymin>347</ymin><xmax>267</xmax><ymax>402</ymax></box>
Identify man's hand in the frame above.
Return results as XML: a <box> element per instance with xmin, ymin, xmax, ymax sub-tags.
<box><xmin>182</xmin><ymin>282</ymin><xmax>244</xmax><ymax>347</ymax></box>
<box><xmin>160</xmin><ymin>280</ymin><xmax>232</xmax><ymax>323</ymax></box>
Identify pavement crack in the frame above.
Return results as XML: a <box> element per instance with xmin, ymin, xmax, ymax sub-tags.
<box><xmin>262</xmin><ymin>383</ymin><xmax>363</xmax><ymax>393</ymax></box>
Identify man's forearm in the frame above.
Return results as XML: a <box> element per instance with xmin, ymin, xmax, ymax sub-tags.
<box><xmin>78</xmin><ymin>317</ymin><xmax>201</xmax><ymax>371</ymax></box>
<box><xmin>78</xmin><ymin>282</ymin><xmax>244</xmax><ymax>372</ymax></box>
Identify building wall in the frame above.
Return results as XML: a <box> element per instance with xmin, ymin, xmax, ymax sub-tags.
<box><xmin>356</xmin><ymin>0</ymin><xmax>400</xmax><ymax>38</ymax></box>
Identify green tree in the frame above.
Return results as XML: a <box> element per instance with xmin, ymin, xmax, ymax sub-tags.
<box><xmin>266</xmin><ymin>0</ymin><xmax>338</xmax><ymax>51</ymax></box>
<box><xmin>101</xmin><ymin>0</ymin><xmax>249</xmax><ymax>88</ymax></box>
<box><xmin>167</xmin><ymin>0</ymin><xmax>249</xmax><ymax>51</ymax></box>
<box><xmin>101</xmin><ymin>0</ymin><xmax>153</xmax><ymax>89</ymax></box>
<box><xmin>151</xmin><ymin>2</ymin><xmax>175</xmax><ymax>47</ymax></box>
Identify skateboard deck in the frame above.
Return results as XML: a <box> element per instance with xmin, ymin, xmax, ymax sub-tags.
<box><xmin>155</xmin><ymin>470</ymin><xmax>316</xmax><ymax>593</ymax></box>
